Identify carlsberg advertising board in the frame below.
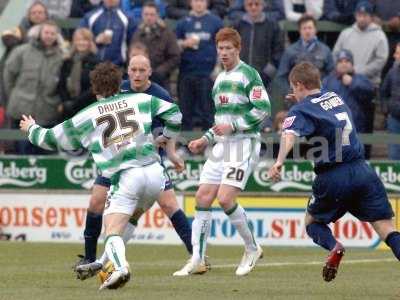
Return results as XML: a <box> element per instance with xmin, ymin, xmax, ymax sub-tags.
<box><xmin>1</xmin><ymin>156</ymin><xmax>400</xmax><ymax>193</ymax></box>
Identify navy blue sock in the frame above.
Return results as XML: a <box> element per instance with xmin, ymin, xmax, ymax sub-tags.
<box><xmin>385</xmin><ymin>231</ymin><xmax>400</xmax><ymax>260</ymax></box>
<box><xmin>170</xmin><ymin>209</ymin><xmax>192</xmax><ymax>254</ymax></box>
<box><xmin>84</xmin><ymin>211</ymin><xmax>103</xmax><ymax>262</ymax></box>
<box><xmin>306</xmin><ymin>223</ymin><xmax>337</xmax><ymax>251</ymax></box>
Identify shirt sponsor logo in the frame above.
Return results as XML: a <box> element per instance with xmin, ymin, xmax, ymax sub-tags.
<box><xmin>219</xmin><ymin>95</ymin><xmax>229</xmax><ymax>104</ymax></box>
<box><xmin>251</xmin><ymin>86</ymin><xmax>263</xmax><ymax>100</ymax></box>
<box><xmin>282</xmin><ymin>116</ymin><xmax>296</xmax><ymax>130</ymax></box>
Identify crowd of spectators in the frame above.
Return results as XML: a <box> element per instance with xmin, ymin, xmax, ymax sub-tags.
<box><xmin>0</xmin><ymin>0</ymin><xmax>399</xmax><ymax>159</ymax></box>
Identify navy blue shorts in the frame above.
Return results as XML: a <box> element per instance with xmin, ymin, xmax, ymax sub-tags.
<box><xmin>94</xmin><ymin>161</ymin><xmax>173</xmax><ymax>191</ymax></box>
<box><xmin>307</xmin><ymin>160</ymin><xmax>394</xmax><ymax>224</ymax></box>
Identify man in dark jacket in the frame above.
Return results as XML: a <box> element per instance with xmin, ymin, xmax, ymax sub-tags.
<box><xmin>80</xmin><ymin>0</ymin><xmax>136</xmax><ymax>66</ymax></box>
<box><xmin>131</xmin><ymin>1</ymin><xmax>180</xmax><ymax>90</ymax></box>
<box><xmin>277</xmin><ymin>15</ymin><xmax>334</xmax><ymax>96</ymax></box>
<box><xmin>166</xmin><ymin>0</ymin><xmax>228</xmax><ymax>19</ymax></box>
<box><xmin>323</xmin><ymin>0</ymin><xmax>361</xmax><ymax>24</ymax></box>
<box><xmin>228</xmin><ymin>0</ymin><xmax>285</xmax><ymax>23</ymax></box>
<box><xmin>234</xmin><ymin>0</ymin><xmax>283</xmax><ymax>88</ymax></box>
<box><xmin>381</xmin><ymin>43</ymin><xmax>400</xmax><ymax>160</ymax></box>
<box><xmin>176</xmin><ymin>0</ymin><xmax>223</xmax><ymax>130</ymax></box>
<box><xmin>322</xmin><ymin>49</ymin><xmax>375</xmax><ymax>158</ymax></box>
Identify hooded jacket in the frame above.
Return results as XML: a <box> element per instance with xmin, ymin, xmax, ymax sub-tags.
<box><xmin>3</xmin><ymin>38</ymin><xmax>64</xmax><ymax>125</ymax></box>
<box><xmin>333</xmin><ymin>22</ymin><xmax>389</xmax><ymax>87</ymax></box>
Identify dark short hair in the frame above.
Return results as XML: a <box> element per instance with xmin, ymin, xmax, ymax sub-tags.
<box><xmin>143</xmin><ymin>1</ymin><xmax>159</xmax><ymax>12</ymax></box>
<box><xmin>90</xmin><ymin>62</ymin><xmax>122</xmax><ymax>98</ymax></box>
<box><xmin>297</xmin><ymin>15</ymin><xmax>317</xmax><ymax>29</ymax></box>
<box><xmin>289</xmin><ymin>62</ymin><xmax>321</xmax><ymax>90</ymax></box>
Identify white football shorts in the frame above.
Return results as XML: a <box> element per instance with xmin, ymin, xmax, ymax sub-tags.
<box><xmin>103</xmin><ymin>162</ymin><xmax>165</xmax><ymax>216</ymax></box>
<box><xmin>199</xmin><ymin>137</ymin><xmax>260</xmax><ymax>190</ymax></box>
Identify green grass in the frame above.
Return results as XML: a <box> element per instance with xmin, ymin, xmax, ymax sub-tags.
<box><xmin>0</xmin><ymin>243</ymin><xmax>398</xmax><ymax>300</ymax></box>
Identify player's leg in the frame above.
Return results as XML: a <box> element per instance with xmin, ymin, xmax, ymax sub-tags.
<box><xmin>304</xmin><ymin>212</ymin><xmax>338</xmax><ymax>252</ymax></box>
<box><xmin>158</xmin><ymin>187</ymin><xmax>193</xmax><ymax>254</ymax></box>
<box><xmin>371</xmin><ymin>219</ymin><xmax>400</xmax><ymax>260</ymax></box>
<box><xmin>82</xmin><ymin>179</ymin><xmax>109</xmax><ymax>263</ymax></box>
<box><xmin>305</xmin><ymin>167</ymin><xmax>350</xmax><ymax>282</ymax></box>
<box><xmin>218</xmin><ymin>138</ymin><xmax>263</xmax><ymax>275</ymax></box>
<box><xmin>173</xmin><ymin>183</ymin><xmax>218</xmax><ymax>276</ymax></box>
<box><xmin>350</xmin><ymin>161</ymin><xmax>398</xmax><ymax>259</ymax></box>
<box><xmin>217</xmin><ymin>184</ymin><xmax>262</xmax><ymax>276</ymax></box>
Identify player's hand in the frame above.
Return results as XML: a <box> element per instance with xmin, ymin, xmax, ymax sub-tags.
<box><xmin>169</xmin><ymin>154</ymin><xmax>185</xmax><ymax>173</ymax></box>
<box><xmin>342</xmin><ymin>74</ymin><xmax>352</xmax><ymax>86</ymax></box>
<box><xmin>19</xmin><ymin>115</ymin><xmax>36</xmax><ymax>132</ymax></box>
<box><xmin>268</xmin><ymin>162</ymin><xmax>283</xmax><ymax>182</ymax></box>
<box><xmin>154</xmin><ymin>135</ymin><xmax>169</xmax><ymax>148</ymax></box>
<box><xmin>285</xmin><ymin>93</ymin><xmax>297</xmax><ymax>103</ymax></box>
<box><xmin>95</xmin><ymin>32</ymin><xmax>112</xmax><ymax>45</ymax></box>
<box><xmin>212</xmin><ymin>124</ymin><xmax>233</xmax><ymax>136</ymax></box>
<box><xmin>188</xmin><ymin>137</ymin><xmax>208</xmax><ymax>154</ymax></box>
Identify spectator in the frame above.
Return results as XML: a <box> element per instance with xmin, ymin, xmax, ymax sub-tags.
<box><xmin>228</xmin><ymin>0</ymin><xmax>285</xmax><ymax>23</ymax></box>
<box><xmin>234</xmin><ymin>0</ymin><xmax>284</xmax><ymax>88</ymax></box>
<box><xmin>19</xmin><ymin>1</ymin><xmax>49</xmax><ymax>40</ymax></box>
<box><xmin>323</xmin><ymin>0</ymin><xmax>361</xmax><ymax>25</ymax></box>
<box><xmin>80</xmin><ymin>0</ymin><xmax>136</xmax><ymax>66</ymax></box>
<box><xmin>70</xmin><ymin>0</ymin><xmax>102</xmax><ymax>17</ymax></box>
<box><xmin>381</xmin><ymin>43</ymin><xmax>400</xmax><ymax>160</ymax></box>
<box><xmin>333</xmin><ymin>1</ymin><xmax>388</xmax><ymax>88</ymax></box>
<box><xmin>27</xmin><ymin>0</ymin><xmax>73</xmax><ymax>19</ymax></box>
<box><xmin>128</xmin><ymin>40</ymin><xmax>149</xmax><ymax>59</ymax></box>
<box><xmin>370</xmin><ymin>0</ymin><xmax>400</xmax><ymax>75</ymax></box>
<box><xmin>131</xmin><ymin>1</ymin><xmax>180</xmax><ymax>90</ymax></box>
<box><xmin>121</xmin><ymin>0</ymin><xmax>167</xmax><ymax>19</ymax></box>
<box><xmin>3</xmin><ymin>21</ymin><xmax>64</xmax><ymax>154</ymax></box>
<box><xmin>277</xmin><ymin>15</ymin><xmax>334</xmax><ymax>96</ymax></box>
<box><xmin>176</xmin><ymin>0</ymin><xmax>223</xmax><ymax>130</ymax></box>
<box><xmin>322</xmin><ymin>49</ymin><xmax>375</xmax><ymax>158</ymax></box>
<box><xmin>283</xmin><ymin>0</ymin><xmax>323</xmax><ymax>22</ymax></box>
<box><xmin>58</xmin><ymin>28</ymin><xmax>99</xmax><ymax>119</ymax></box>
<box><xmin>166</xmin><ymin>0</ymin><xmax>229</xmax><ymax>19</ymax></box>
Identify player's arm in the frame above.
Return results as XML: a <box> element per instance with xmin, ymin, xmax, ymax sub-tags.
<box><xmin>151</xmin><ymin>96</ymin><xmax>182</xmax><ymax>139</ymax></box>
<box><xmin>268</xmin><ymin>131</ymin><xmax>296</xmax><ymax>181</ymax></box>
<box><xmin>20</xmin><ymin>115</ymin><xmax>82</xmax><ymax>151</ymax></box>
<box><xmin>232</xmin><ymin>75</ymin><xmax>271</xmax><ymax>132</ymax></box>
<box><xmin>268</xmin><ymin>110</ymin><xmax>314</xmax><ymax>181</ymax></box>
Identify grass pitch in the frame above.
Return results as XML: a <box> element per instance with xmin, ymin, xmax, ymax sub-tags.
<box><xmin>0</xmin><ymin>242</ymin><xmax>399</xmax><ymax>300</ymax></box>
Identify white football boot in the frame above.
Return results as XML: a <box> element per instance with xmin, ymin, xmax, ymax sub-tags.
<box><xmin>173</xmin><ymin>258</ymin><xmax>208</xmax><ymax>276</ymax></box>
<box><xmin>235</xmin><ymin>244</ymin><xmax>263</xmax><ymax>276</ymax></box>
<box><xmin>99</xmin><ymin>267</ymin><xmax>130</xmax><ymax>290</ymax></box>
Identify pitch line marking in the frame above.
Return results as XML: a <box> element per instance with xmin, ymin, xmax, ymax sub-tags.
<box><xmin>211</xmin><ymin>258</ymin><xmax>395</xmax><ymax>269</ymax></box>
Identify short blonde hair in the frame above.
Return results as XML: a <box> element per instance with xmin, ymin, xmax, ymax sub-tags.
<box><xmin>72</xmin><ymin>28</ymin><xmax>97</xmax><ymax>54</ymax></box>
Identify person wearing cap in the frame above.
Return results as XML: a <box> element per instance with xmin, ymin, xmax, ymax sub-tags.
<box><xmin>322</xmin><ymin>48</ymin><xmax>375</xmax><ymax>158</ymax></box>
<box><xmin>333</xmin><ymin>1</ymin><xmax>388</xmax><ymax>88</ymax></box>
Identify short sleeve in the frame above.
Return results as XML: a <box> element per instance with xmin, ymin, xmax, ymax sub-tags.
<box><xmin>282</xmin><ymin>109</ymin><xmax>315</xmax><ymax>137</ymax></box>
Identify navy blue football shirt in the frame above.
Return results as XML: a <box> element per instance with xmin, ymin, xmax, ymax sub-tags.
<box><xmin>283</xmin><ymin>92</ymin><xmax>364</xmax><ymax>171</ymax></box>
<box><xmin>120</xmin><ymin>80</ymin><xmax>174</xmax><ymax>157</ymax></box>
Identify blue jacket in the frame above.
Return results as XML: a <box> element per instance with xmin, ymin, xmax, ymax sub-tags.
<box><xmin>176</xmin><ymin>12</ymin><xmax>223</xmax><ymax>76</ymax></box>
<box><xmin>322</xmin><ymin>72</ymin><xmax>375</xmax><ymax>133</ymax></box>
<box><xmin>121</xmin><ymin>0</ymin><xmax>166</xmax><ymax>20</ymax></box>
<box><xmin>80</xmin><ymin>5</ymin><xmax>136</xmax><ymax>66</ymax></box>
<box><xmin>277</xmin><ymin>38</ymin><xmax>334</xmax><ymax>91</ymax></box>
